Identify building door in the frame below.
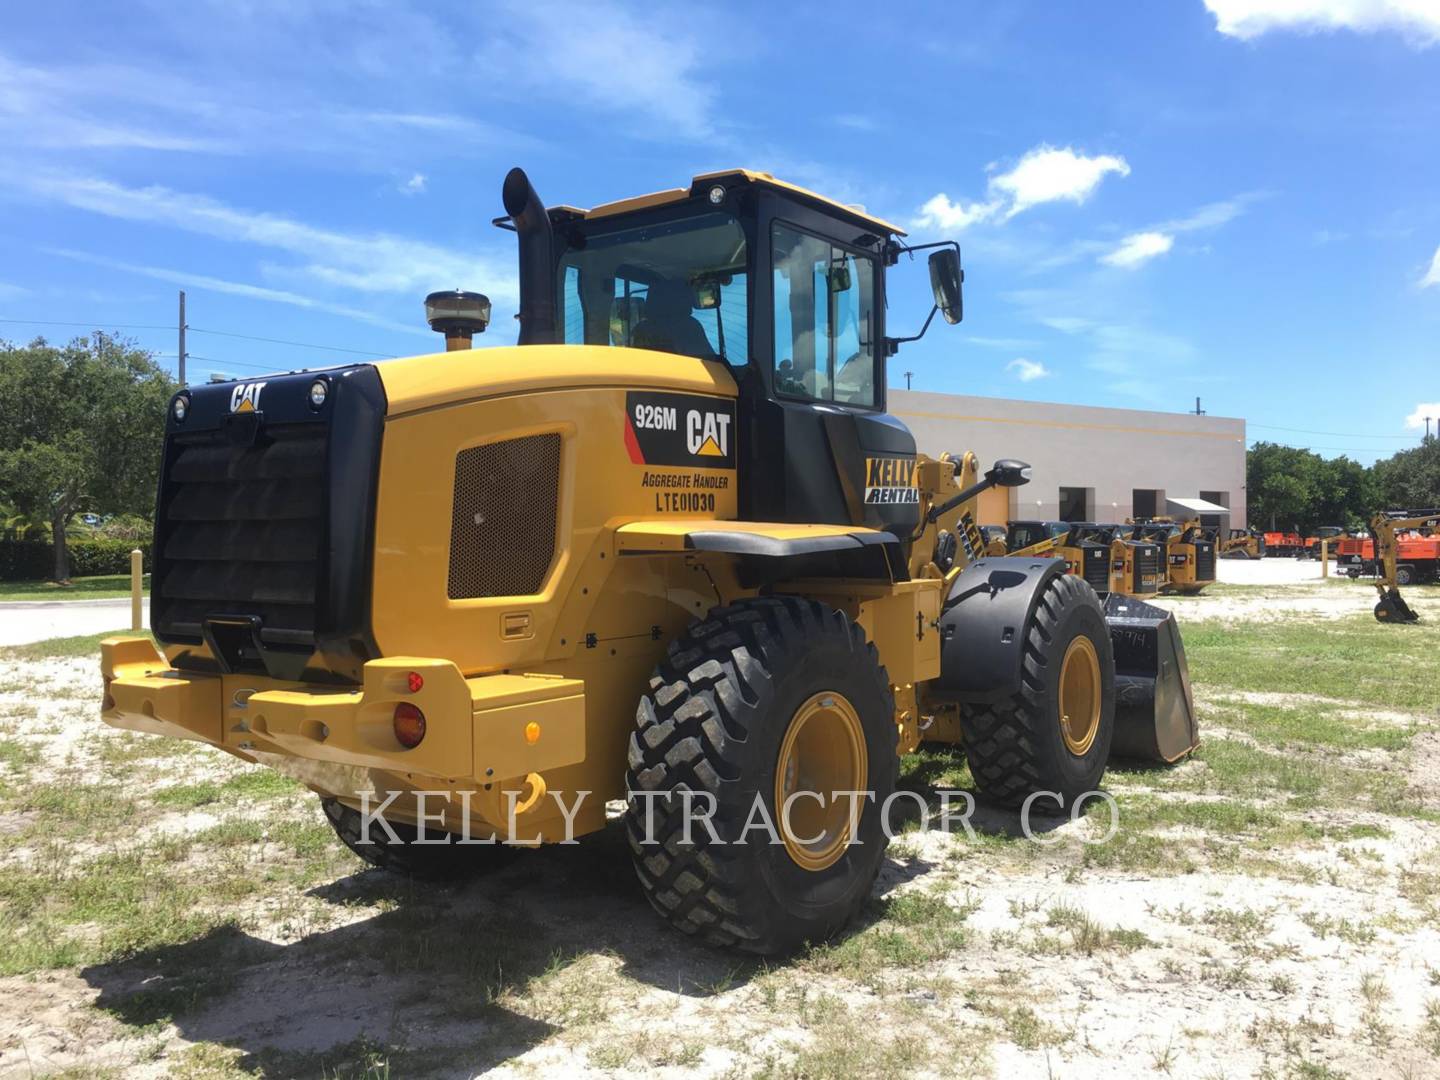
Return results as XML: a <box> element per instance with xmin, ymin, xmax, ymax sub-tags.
<box><xmin>1059</xmin><ymin>486</ymin><xmax>1090</xmax><ymax>523</ymax></box>
<box><xmin>1132</xmin><ymin>488</ymin><xmax>1162</xmax><ymax>519</ymax></box>
<box><xmin>1199</xmin><ymin>490</ymin><xmax>1228</xmax><ymax>530</ymax></box>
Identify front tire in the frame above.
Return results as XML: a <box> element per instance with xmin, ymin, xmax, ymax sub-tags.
<box><xmin>624</xmin><ymin>597</ymin><xmax>898</xmax><ymax>955</ymax></box>
<box><xmin>960</xmin><ymin>574</ymin><xmax>1115</xmax><ymax>808</ymax></box>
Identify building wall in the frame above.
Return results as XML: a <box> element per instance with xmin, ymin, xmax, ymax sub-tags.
<box><xmin>889</xmin><ymin>389</ymin><xmax>1247</xmax><ymax>528</ymax></box>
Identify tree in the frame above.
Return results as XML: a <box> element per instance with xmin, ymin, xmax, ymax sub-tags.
<box><xmin>0</xmin><ymin>335</ymin><xmax>176</xmax><ymax>581</ymax></box>
<box><xmin>1246</xmin><ymin>441</ymin><xmax>1325</xmax><ymax>532</ymax></box>
<box><xmin>1372</xmin><ymin>439</ymin><xmax>1440</xmax><ymax>510</ymax></box>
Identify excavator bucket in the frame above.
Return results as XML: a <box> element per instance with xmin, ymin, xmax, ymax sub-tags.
<box><xmin>1374</xmin><ymin>589</ymin><xmax>1419</xmax><ymax>624</ymax></box>
<box><xmin>1102</xmin><ymin>593</ymin><xmax>1199</xmax><ymax>763</ymax></box>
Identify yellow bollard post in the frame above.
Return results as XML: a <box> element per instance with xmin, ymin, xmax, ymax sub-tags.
<box><xmin>1321</xmin><ymin>539</ymin><xmax>1329</xmax><ymax>579</ymax></box>
<box><xmin>130</xmin><ymin>548</ymin><xmax>143</xmax><ymax>631</ymax></box>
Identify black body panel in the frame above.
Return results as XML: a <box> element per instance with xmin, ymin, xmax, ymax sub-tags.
<box><xmin>153</xmin><ymin>365</ymin><xmax>385</xmax><ymax>684</ymax></box>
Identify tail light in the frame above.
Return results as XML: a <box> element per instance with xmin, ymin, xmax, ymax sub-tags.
<box><xmin>393</xmin><ymin>702</ymin><xmax>426</xmax><ymax>748</ymax></box>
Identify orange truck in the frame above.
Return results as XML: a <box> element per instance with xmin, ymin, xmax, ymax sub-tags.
<box><xmin>1263</xmin><ymin>530</ymin><xmax>1303</xmax><ymax>557</ymax></box>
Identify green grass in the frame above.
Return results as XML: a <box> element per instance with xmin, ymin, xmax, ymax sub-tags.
<box><xmin>1183</xmin><ymin>613</ymin><xmax>1440</xmax><ymax>711</ymax></box>
<box><xmin>152</xmin><ymin>767</ymin><xmax>303</xmax><ymax>809</ymax></box>
<box><xmin>0</xmin><ymin>574</ymin><xmax>149</xmax><ymax>602</ymax></box>
<box><xmin>0</xmin><ymin>628</ymin><xmax>152</xmax><ymax>661</ymax></box>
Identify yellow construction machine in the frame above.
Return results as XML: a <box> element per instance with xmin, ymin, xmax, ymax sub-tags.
<box><xmin>1369</xmin><ymin>509</ymin><xmax>1440</xmax><ymax>623</ymax></box>
<box><xmin>1003</xmin><ymin>522</ymin><xmax>1163</xmax><ymax>600</ymax></box>
<box><xmin>100</xmin><ymin>167</ymin><xmax>1197</xmax><ymax>954</ymax></box>
<box><xmin>1217</xmin><ymin>527</ymin><xmax>1264</xmax><ymax>560</ymax></box>
<box><xmin>1127</xmin><ymin>517</ymin><xmax>1217</xmax><ymax>595</ymax></box>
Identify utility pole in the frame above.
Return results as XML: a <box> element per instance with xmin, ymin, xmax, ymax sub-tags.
<box><xmin>904</xmin><ymin>370</ymin><xmax>913</xmax><ymax>390</ymax></box>
<box><xmin>177</xmin><ymin>290</ymin><xmax>188</xmax><ymax>387</ymax></box>
<box><xmin>1194</xmin><ymin>396</ymin><xmax>1205</xmax><ymax>416</ymax></box>
<box><xmin>1426</xmin><ymin>416</ymin><xmax>1433</xmax><ymax>442</ymax></box>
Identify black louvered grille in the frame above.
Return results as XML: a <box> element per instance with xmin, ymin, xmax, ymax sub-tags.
<box><xmin>154</xmin><ymin>422</ymin><xmax>327</xmax><ymax>643</ymax></box>
<box><xmin>1083</xmin><ymin>548</ymin><xmax>1110</xmax><ymax>591</ymax></box>
<box><xmin>1134</xmin><ymin>544</ymin><xmax>1161</xmax><ymax>591</ymax></box>
<box><xmin>1195</xmin><ymin>542</ymin><xmax>1216</xmax><ymax>581</ymax></box>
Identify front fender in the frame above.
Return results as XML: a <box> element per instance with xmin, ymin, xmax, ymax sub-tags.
<box><xmin>931</xmin><ymin>556</ymin><xmax>1070</xmax><ymax>704</ymax></box>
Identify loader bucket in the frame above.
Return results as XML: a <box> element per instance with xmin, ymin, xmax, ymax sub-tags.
<box><xmin>1374</xmin><ymin>589</ymin><xmax>1419</xmax><ymax>624</ymax></box>
<box><xmin>1101</xmin><ymin>593</ymin><xmax>1199</xmax><ymax>763</ymax></box>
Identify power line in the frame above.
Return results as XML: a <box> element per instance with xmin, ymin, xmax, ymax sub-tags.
<box><xmin>189</xmin><ymin>326</ymin><xmax>393</xmax><ymax>358</ymax></box>
<box><xmin>0</xmin><ymin>317</ymin><xmax>175</xmax><ymax>331</ymax></box>
<box><xmin>1249</xmin><ymin>422</ymin><xmax>1413</xmax><ymax>440</ymax></box>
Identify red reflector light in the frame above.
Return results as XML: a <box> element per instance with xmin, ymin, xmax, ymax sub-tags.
<box><xmin>407</xmin><ymin>670</ymin><xmax>424</xmax><ymax>693</ymax></box>
<box><xmin>393</xmin><ymin>702</ymin><xmax>426</xmax><ymax>748</ymax></box>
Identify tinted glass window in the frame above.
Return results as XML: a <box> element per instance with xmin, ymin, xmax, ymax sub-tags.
<box><xmin>557</xmin><ymin>212</ymin><xmax>748</xmax><ymax>366</ymax></box>
<box><xmin>772</xmin><ymin>222</ymin><xmax>876</xmax><ymax>407</ymax></box>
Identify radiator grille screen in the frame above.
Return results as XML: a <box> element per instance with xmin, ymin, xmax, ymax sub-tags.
<box><xmin>1082</xmin><ymin>548</ymin><xmax>1110</xmax><ymax>591</ymax></box>
<box><xmin>1195</xmin><ymin>542</ymin><xmax>1216</xmax><ymax>581</ymax></box>
<box><xmin>155</xmin><ymin>422</ymin><xmax>327</xmax><ymax>644</ymax></box>
<box><xmin>448</xmin><ymin>433</ymin><xmax>561</xmax><ymax>599</ymax></box>
<box><xmin>1134</xmin><ymin>544</ymin><xmax>1162</xmax><ymax>591</ymax></box>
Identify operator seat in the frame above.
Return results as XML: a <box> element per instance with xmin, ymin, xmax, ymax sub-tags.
<box><xmin>631</xmin><ymin>280</ymin><xmax>717</xmax><ymax>360</ymax></box>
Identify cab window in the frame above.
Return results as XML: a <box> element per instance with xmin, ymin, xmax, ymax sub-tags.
<box><xmin>557</xmin><ymin>212</ymin><xmax>748</xmax><ymax>367</ymax></box>
<box><xmin>771</xmin><ymin>222</ymin><xmax>876</xmax><ymax>407</ymax></box>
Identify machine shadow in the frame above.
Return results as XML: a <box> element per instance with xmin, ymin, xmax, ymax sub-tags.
<box><xmin>81</xmin><ymin>817</ymin><xmax>937</xmax><ymax>1076</ymax></box>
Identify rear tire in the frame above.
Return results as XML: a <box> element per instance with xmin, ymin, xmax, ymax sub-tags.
<box><xmin>321</xmin><ymin>797</ymin><xmax>511</xmax><ymax>881</ymax></box>
<box><xmin>960</xmin><ymin>574</ymin><xmax>1115</xmax><ymax>808</ymax></box>
<box><xmin>625</xmin><ymin>597</ymin><xmax>898</xmax><ymax>955</ymax></box>
<box><xmin>1396</xmin><ymin>565</ymin><xmax>1416</xmax><ymax>586</ymax></box>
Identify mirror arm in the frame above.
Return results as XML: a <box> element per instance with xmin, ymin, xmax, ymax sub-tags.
<box><xmin>927</xmin><ymin>474</ymin><xmax>998</xmax><ymax>524</ymax></box>
<box><xmin>884</xmin><ymin>238</ymin><xmax>960</xmax><ymax>264</ymax></box>
<box><xmin>885</xmin><ymin>304</ymin><xmax>938</xmax><ymax>356</ymax></box>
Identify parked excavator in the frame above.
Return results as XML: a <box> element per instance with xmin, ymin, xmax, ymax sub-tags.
<box><xmin>1369</xmin><ymin>509</ymin><xmax>1440</xmax><ymax>623</ymax></box>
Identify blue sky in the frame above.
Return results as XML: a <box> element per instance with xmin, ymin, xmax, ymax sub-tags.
<box><xmin>1</xmin><ymin>0</ymin><xmax>1437</xmax><ymax>462</ymax></box>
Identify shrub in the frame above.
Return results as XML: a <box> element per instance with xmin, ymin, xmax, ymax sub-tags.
<box><xmin>0</xmin><ymin>537</ymin><xmax>154</xmax><ymax>581</ymax></box>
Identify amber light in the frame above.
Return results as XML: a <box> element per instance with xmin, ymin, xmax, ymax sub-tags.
<box><xmin>393</xmin><ymin>702</ymin><xmax>426</xmax><ymax>748</ymax></box>
<box><xmin>407</xmin><ymin>671</ymin><xmax>424</xmax><ymax>693</ymax></box>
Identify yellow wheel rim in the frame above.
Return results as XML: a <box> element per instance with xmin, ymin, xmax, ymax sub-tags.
<box><xmin>774</xmin><ymin>691</ymin><xmax>868</xmax><ymax>872</ymax></box>
<box><xmin>1058</xmin><ymin>635</ymin><xmax>1102</xmax><ymax>756</ymax></box>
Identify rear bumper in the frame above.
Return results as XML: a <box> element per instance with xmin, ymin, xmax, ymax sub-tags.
<box><xmin>100</xmin><ymin>637</ymin><xmax>585</xmax><ymax>788</ymax></box>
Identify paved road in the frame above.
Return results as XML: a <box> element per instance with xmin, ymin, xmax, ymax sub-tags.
<box><xmin>0</xmin><ymin>598</ymin><xmax>149</xmax><ymax>647</ymax></box>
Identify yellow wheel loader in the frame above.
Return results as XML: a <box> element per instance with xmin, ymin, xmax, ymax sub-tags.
<box><xmin>100</xmin><ymin>167</ymin><xmax>1197</xmax><ymax>954</ymax></box>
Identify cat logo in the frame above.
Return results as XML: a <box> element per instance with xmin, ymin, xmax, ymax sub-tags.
<box><xmin>229</xmin><ymin>381</ymin><xmax>268</xmax><ymax>413</ymax></box>
<box><xmin>686</xmin><ymin>409</ymin><xmax>730</xmax><ymax>458</ymax></box>
<box><xmin>863</xmin><ymin>456</ymin><xmax>919</xmax><ymax>505</ymax></box>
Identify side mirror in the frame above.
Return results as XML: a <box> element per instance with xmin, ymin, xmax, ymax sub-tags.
<box><xmin>928</xmin><ymin>248</ymin><xmax>963</xmax><ymax>325</ymax></box>
<box><xmin>986</xmin><ymin>459</ymin><xmax>1031</xmax><ymax>488</ymax></box>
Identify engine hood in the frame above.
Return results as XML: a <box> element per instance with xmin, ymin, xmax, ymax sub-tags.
<box><xmin>375</xmin><ymin>344</ymin><xmax>738</xmax><ymax>417</ymax></box>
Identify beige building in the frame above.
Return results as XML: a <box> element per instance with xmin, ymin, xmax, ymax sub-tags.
<box><xmin>889</xmin><ymin>389</ymin><xmax>1247</xmax><ymax>529</ymax></box>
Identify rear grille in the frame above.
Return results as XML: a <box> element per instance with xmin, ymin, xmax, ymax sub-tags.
<box><xmin>1134</xmin><ymin>544</ymin><xmax>1161</xmax><ymax>591</ymax></box>
<box><xmin>155</xmin><ymin>422</ymin><xmax>326</xmax><ymax>644</ymax></box>
<box><xmin>448</xmin><ymin>433</ymin><xmax>561</xmax><ymax>599</ymax></box>
<box><xmin>1082</xmin><ymin>548</ymin><xmax>1110</xmax><ymax>591</ymax></box>
<box><xmin>1194</xmin><ymin>542</ymin><xmax>1216</xmax><ymax>581</ymax></box>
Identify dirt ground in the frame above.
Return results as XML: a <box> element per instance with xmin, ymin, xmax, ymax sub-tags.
<box><xmin>0</xmin><ymin>576</ymin><xmax>1438</xmax><ymax>1079</ymax></box>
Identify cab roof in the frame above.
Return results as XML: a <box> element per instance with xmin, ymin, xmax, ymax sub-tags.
<box><xmin>568</xmin><ymin>169</ymin><xmax>907</xmax><ymax>237</ymax></box>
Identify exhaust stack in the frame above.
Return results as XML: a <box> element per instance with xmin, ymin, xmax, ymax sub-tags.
<box><xmin>503</xmin><ymin>167</ymin><xmax>559</xmax><ymax>345</ymax></box>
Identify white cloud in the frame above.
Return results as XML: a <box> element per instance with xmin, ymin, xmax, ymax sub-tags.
<box><xmin>990</xmin><ymin>145</ymin><xmax>1131</xmax><ymax>218</ymax></box>
<box><xmin>914</xmin><ymin>144</ymin><xmax>1129</xmax><ymax>232</ymax></box>
<box><xmin>1403</xmin><ymin>402</ymin><xmax>1440</xmax><ymax>430</ymax></box>
<box><xmin>1204</xmin><ymin>0</ymin><xmax>1440</xmax><ymax>45</ymax></box>
<box><xmin>0</xmin><ymin>281</ymin><xmax>30</xmax><ymax>301</ymax></box>
<box><xmin>1421</xmin><ymin>244</ymin><xmax>1440</xmax><ymax>287</ymax></box>
<box><xmin>399</xmin><ymin>173</ymin><xmax>427</xmax><ymax>196</ymax></box>
<box><xmin>45</xmin><ymin>248</ymin><xmax>428</xmax><ymax>339</ymax></box>
<box><xmin>914</xmin><ymin>193</ymin><xmax>1001</xmax><ymax>231</ymax></box>
<box><xmin>479</xmin><ymin>0</ymin><xmax>716</xmax><ymax>137</ymax></box>
<box><xmin>3</xmin><ymin>172</ymin><xmax>516</xmax><ymax>301</ymax></box>
<box><xmin>1101</xmin><ymin>231</ymin><xmax>1175</xmax><ymax>269</ymax></box>
<box><xmin>1006</xmin><ymin>357</ymin><xmax>1051</xmax><ymax>382</ymax></box>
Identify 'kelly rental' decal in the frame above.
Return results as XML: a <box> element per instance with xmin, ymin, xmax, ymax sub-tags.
<box><xmin>864</xmin><ymin>455</ymin><xmax>919</xmax><ymax>505</ymax></box>
<box><xmin>624</xmin><ymin>392</ymin><xmax>736</xmax><ymax>469</ymax></box>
